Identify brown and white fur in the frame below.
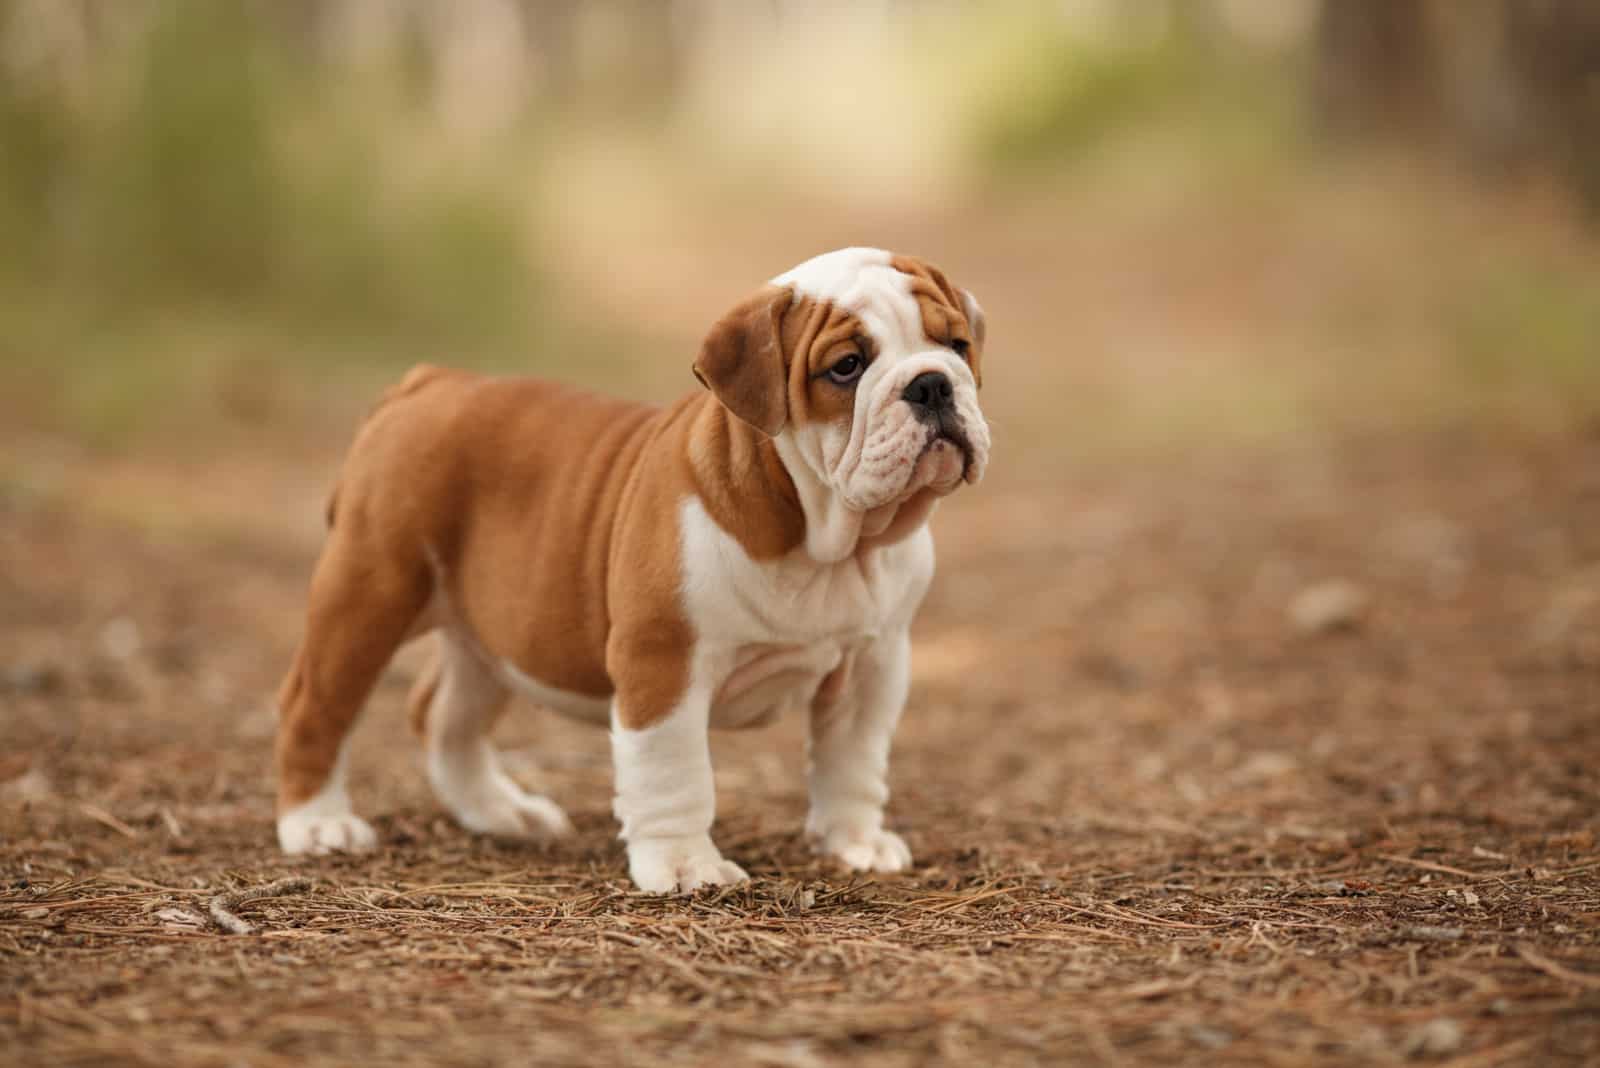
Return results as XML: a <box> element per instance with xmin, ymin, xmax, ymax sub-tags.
<box><xmin>274</xmin><ymin>247</ymin><xmax>991</xmax><ymax>892</ymax></box>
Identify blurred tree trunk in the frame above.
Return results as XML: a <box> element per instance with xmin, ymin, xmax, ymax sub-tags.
<box><xmin>1311</xmin><ymin>0</ymin><xmax>1432</xmax><ymax>138</ymax></box>
<box><xmin>1313</xmin><ymin>0</ymin><xmax>1600</xmax><ymax>215</ymax></box>
<box><xmin>519</xmin><ymin>0</ymin><xmax>580</xmax><ymax>103</ymax></box>
<box><xmin>1503</xmin><ymin>0</ymin><xmax>1600</xmax><ymax>214</ymax></box>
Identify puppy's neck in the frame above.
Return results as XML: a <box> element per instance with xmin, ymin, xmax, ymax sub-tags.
<box><xmin>772</xmin><ymin>431</ymin><xmax>935</xmax><ymax>564</ymax></box>
<box><xmin>687</xmin><ymin>395</ymin><xmax>936</xmax><ymax>565</ymax></box>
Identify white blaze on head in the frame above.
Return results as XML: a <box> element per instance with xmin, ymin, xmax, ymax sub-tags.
<box><xmin>771</xmin><ymin>248</ymin><xmax>990</xmax><ymax>515</ymax></box>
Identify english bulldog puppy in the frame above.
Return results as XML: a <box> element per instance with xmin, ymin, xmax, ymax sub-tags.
<box><xmin>274</xmin><ymin>247</ymin><xmax>991</xmax><ymax>892</ymax></box>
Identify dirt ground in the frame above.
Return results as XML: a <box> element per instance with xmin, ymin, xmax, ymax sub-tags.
<box><xmin>4</xmin><ymin>413</ymin><xmax>1600</xmax><ymax>1065</ymax></box>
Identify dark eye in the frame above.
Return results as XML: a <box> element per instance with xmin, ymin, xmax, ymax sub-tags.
<box><xmin>951</xmin><ymin>338</ymin><xmax>971</xmax><ymax>360</ymax></box>
<box><xmin>826</xmin><ymin>353</ymin><xmax>865</xmax><ymax>384</ymax></box>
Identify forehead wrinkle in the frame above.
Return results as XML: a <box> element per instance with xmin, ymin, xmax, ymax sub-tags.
<box><xmin>782</xmin><ymin>295</ymin><xmax>828</xmax><ymax>411</ymax></box>
<box><xmin>783</xmin><ymin>293</ymin><xmax>831</xmax><ymax>353</ymax></box>
<box><xmin>783</xmin><ymin>294</ymin><xmax>856</xmax><ymax>351</ymax></box>
<box><xmin>773</xmin><ymin>248</ymin><xmax>928</xmax><ymax>358</ymax></box>
<box><xmin>804</xmin><ymin>304</ymin><xmax>868</xmax><ymax>374</ymax></box>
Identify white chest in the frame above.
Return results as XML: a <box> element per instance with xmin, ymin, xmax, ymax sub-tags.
<box><xmin>679</xmin><ymin>497</ymin><xmax>933</xmax><ymax>647</ymax></box>
<box><xmin>678</xmin><ymin>497</ymin><xmax>933</xmax><ymax>728</ymax></box>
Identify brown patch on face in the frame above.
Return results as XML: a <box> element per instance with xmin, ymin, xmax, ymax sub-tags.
<box><xmin>889</xmin><ymin>254</ymin><xmax>984</xmax><ymax>386</ymax></box>
<box><xmin>781</xmin><ymin>294</ymin><xmax>874</xmax><ymax>434</ymax></box>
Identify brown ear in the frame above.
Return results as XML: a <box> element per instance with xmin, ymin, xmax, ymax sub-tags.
<box><xmin>692</xmin><ymin>285</ymin><xmax>792</xmax><ymax>436</ymax></box>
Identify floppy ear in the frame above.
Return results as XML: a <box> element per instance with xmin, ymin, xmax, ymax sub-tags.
<box><xmin>692</xmin><ymin>285</ymin><xmax>793</xmax><ymax>436</ymax></box>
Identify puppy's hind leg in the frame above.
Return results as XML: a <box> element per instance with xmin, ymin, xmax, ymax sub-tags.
<box><xmin>276</xmin><ymin>530</ymin><xmax>430</xmax><ymax>855</ymax></box>
<box><xmin>418</xmin><ymin>633</ymin><xmax>573</xmax><ymax>840</ymax></box>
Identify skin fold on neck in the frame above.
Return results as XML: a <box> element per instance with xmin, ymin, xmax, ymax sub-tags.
<box><xmin>687</xmin><ymin>396</ymin><xmax>938</xmax><ymax>565</ymax></box>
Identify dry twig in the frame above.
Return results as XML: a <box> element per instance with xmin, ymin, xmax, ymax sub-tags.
<box><xmin>1515</xmin><ymin>943</ymin><xmax>1600</xmax><ymax>990</ymax></box>
<box><xmin>208</xmin><ymin>878</ymin><xmax>313</xmax><ymax>936</ymax></box>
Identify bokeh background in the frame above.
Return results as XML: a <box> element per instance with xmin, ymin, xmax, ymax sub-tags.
<box><xmin>5</xmin><ymin>4</ymin><xmax>1600</xmax><ymax>1065</ymax></box>
<box><xmin>3</xmin><ymin>0</ymin><xmax>1597</xmax><ymax>487</ymax></box>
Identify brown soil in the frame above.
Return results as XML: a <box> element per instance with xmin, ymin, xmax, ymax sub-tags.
<box><xmin>4</xmin><ymin>421</ymin><xmax>1599</xmax><ymax>1067</ymax></box>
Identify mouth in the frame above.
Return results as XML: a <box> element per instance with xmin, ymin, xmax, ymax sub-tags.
<box><xmin>920</xmin><ymin>416</ymin><xmax>975</xmax><ymax>486</ymax></box>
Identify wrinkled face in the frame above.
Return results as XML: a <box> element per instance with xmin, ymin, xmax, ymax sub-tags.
<box><xmin>694</xmin><ymin>247</ymin><xmax>991</xmax><ymax>513</ymax></box>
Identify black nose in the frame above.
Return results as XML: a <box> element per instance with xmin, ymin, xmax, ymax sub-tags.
<box><xmin>902</xmin><ymin>371</ymin><xmax>954</xmax><ymax>416</ymax></box>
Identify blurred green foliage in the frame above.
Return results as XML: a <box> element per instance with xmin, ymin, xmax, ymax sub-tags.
<box><xmin>1450</xmin><ymin>262</ymin><xmax>1600</xmax><ymax>404</ymax></box>
<box><xmin>1</xmin><ymin>1</ymin><xmax>1595</xmax><ymax>451</ymax></box>
<box><xmin>969</xmin><ymin>11</ymin><xmax>1295</xmax><ymax>174</ymax></box>
<box><xmin>0</xmin><ymin>1</ymin><xmax>542</xmax><ymax>440</ymax></box>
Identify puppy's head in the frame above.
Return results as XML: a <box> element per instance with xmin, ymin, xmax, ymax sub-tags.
<box><xmin>693</xmin><ymin>247</ymin><xmax>990</xmax><ymax>513</ymax></box>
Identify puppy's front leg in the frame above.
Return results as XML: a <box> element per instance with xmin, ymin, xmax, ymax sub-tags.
<box><xmin>806</xmin><ymin>629</ymin><xmax>914</xmax><ymax>873</ymax></box>
<box><xmin>610</xmin><ymin>687</ymin><xmax>748</xmax><ymax>893</ymax></box>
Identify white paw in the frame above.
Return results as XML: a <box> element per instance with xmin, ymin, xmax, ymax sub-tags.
<box><xmin>278</xmin><ymin>808</ymin><xmax>378</xmax><ymax>856</ymax></box>
<box><xmin>452</xmin><ymin>783</ymin><xmax>574</xmax><ymax>840</ymax></box>
<box><xmin>627</xmin><ymin>836</ymin><xmax>749</xmax><ymax>894</ymax></box>
<box><xmin>815</xmin><ymin>825</ymin><xmax>912</xmax><ymax>873</ymax></box>
<box><xmin>454</xmin><ymin>789</ymin><xmax>572</xmax><ymax>837</ymax></box>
